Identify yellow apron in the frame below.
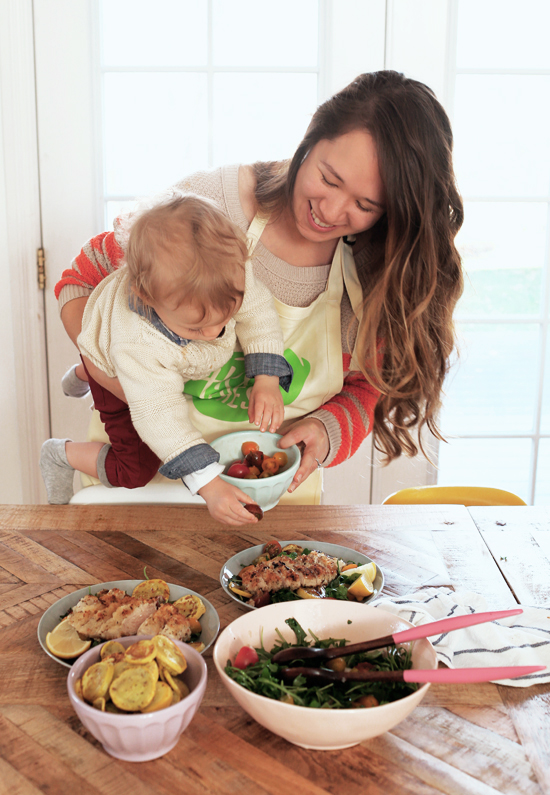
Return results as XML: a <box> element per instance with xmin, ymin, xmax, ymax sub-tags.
<box><xmin>83</xmin><ymin>215</ymin><xmax>364</xmax><ymax>505</ymax></box>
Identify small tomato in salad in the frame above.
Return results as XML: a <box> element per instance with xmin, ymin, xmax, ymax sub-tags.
<box><xmin>264</xmin><ymin>540</ymin><xmax>282</xmax><ymax>558</ymax></box>
<box><xmin>233</xmin><ymin>646</ymin><xmax>259</xmax><ymax>669</ymax></box>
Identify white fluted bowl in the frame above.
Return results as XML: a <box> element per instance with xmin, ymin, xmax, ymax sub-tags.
<box><xmin>213</xmin><ymin>600</ymin><xmax>437</xmax><ymax>750</ymax></box>
<box><xmin>67</xmin><ymin>634</ymin><xmax>207</xmax><ymax>762</ymax></box>
<box><xmin>211</xmin><ymin>430</ymin><xmax>300</xmax><ymax>511</ymax></box>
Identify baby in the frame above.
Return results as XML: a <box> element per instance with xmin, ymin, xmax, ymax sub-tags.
<box><xmin>40</xmin><ymin>192</ymin><xmax>292</xmax><ymax>524</ymax></box>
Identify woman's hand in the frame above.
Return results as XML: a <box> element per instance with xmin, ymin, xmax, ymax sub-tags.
<box><xmin>277</xmin><ymin>418</ymin><xmax>329</xmax><ymax>493</ymax></box>
<box><xmin>198</xmin><ymin>476</ymin><xmax>260</xmax><ymax>526</ymax></box>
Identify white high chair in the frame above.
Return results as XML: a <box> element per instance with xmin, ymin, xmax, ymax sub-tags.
<box><xmin>68</xmin><ymin>409</ymin><xmax>206</xmax><ymax>505</ymax></box>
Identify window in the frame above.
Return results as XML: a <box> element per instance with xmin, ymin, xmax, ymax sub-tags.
<box><xmin>437</xmin><ymin>0</ymin><xmax>550</xmax><ymax>504</ymax></box>
<box><xmin>98</xmin><ymin>0</ymin><xmax>321</xmax><ymax>227</ymax></box>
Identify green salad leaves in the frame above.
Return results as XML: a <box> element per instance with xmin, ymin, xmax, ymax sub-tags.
<box><xmin>224</xmin><ymin>618</ymin><xmax>416</xmax><ymax>709</ymax></box>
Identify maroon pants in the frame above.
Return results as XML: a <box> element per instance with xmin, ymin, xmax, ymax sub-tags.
<box><xmin>82</xmin><ymin>359</ymin><xmax>161</xmax><ymax>489</ymax></box>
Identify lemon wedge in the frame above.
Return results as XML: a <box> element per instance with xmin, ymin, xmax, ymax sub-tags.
<box><xmin>45</xmin><ymin>619</ymin><xmax>92</xmax><ymax>659</ymax></box>
<box><xmin>296</xmin><ymin>587</ymin><xmax>324</xmax><ymax>599</ymax></box>
<box><xmin>341</xmin><ymin>561</ymin><xmax>377</xmax><ymax>582</ymax></box>
<box><xmin>347</xmin><ymin>573</ymin><xmax>375</xmax><ymax>601</ymax></box>
<box><xmin>228</xmin><ymin>583</ymin><xmax>252</xmax><ymax>599</ymax></box>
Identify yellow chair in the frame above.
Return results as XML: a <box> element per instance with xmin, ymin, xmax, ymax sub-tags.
<box><xmin>382</xmin><ymin>485</ymin><xmax>527</xmax><ymax>507</ymax></box>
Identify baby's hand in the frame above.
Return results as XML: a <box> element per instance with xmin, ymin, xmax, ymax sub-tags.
<box><xmin>198</xmin><ymin>476</ymin><xmax>260</xmax><ymax>526</ymax></box>
<box><xmin>248</xmin><ymin>375</ymin><xmax>284</xmax><ymax>433</ymax></box>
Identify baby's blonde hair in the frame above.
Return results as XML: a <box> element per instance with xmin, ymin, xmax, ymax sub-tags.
<box><xmin>122</xmin><ymin>191</ymin><xmax>248</xmax><ymax>320</ymax></box>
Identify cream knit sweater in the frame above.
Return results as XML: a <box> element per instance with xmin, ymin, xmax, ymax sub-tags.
<box><xmin>78</xmin><ymin>263</ymin><xmax>285</xmax><ymax>468</ymax></box>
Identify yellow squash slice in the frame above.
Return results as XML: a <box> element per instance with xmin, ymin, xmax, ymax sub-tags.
<box><xmin>131</xmin><ymin>579</ymin><xmax>170</xmax><ymax>602</ymax></box>
<box><xmin>112</xmin><ymin>659</ymin><xmax>134</xmax><ymax>681</ymax></box>
<box><xmin>74</xmin><ymin>678</ymin><xmax>84</xmax><ymax>700</ymax></box>
<box><xmin>281</xmin><ymin>544</ymin><xmax>303</xmax><ymax>555</ymax></box>
<box><xmin>100</xmin><ymin>641</ymin><xmax>125</xmax><ymax>659</ymax></box>
<box><xmin>109</xmin><ymin>666</ymin><xmax>156</xmax><ymax>712</ymax></box>
<box><xmin>124</xmin><ymin>639</ymin><xmax>156</xmax><ymax>665</ymax></box>
<box><xmin>82</xmin><ymin>660</ymin><xmax>115</xmax><ymax>702</ymax></box>
<box><xmin>141</xmin><ymin>681</ymin><xmax>174</xmax><ymax>713</ymax></box>
<box><xmin>173</xmin><ymin>594</ymin><xmax>206</xmax><ymax>620</ymax></box>
<box><xmin>154</xmin><ymin>635</ymin><xmax>187</xmax><ymax>675</ymax></box>
<box><xmin>228</xmin><ymin>583</ymin><xmax>252</xmax><ymax>599</ymax></box>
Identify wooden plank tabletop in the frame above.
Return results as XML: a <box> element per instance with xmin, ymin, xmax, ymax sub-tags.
<box><xmin>0</xmin><ymin>503</ymin><xmax>548</xmax><ymax>795</ymax></box>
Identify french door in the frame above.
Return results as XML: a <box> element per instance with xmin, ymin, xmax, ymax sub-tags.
<box><xmin>33</xmin><ymin>0</ymin><xmax>439</xmax><ymax>504</ymax></box>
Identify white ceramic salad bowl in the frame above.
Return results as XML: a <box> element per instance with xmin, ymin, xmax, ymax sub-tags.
<box><xmin>213</xmin><ymin>600</ymin><xmax>437</xmax><ymax>750</ymax></box>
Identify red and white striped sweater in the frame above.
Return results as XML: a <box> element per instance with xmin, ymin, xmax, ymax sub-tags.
<box><xmin>55</xmin><ymin>167</ymin><xmax>380</xmax><ymax>466</ymax></box>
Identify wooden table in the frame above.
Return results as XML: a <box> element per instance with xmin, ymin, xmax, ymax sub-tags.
<box><xmin>0</xmin><ymin>503</ymin><xmax>549</xmax><ymax>795</ymax></box>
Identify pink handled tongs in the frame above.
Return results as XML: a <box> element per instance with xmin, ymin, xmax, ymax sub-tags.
<box><xmin>271</xmin><ymin>608</ymin><xmax>525</xmax><ymax>664</ymax></box>
<box><xmin>281</xmin><ymin>663</ymin><xmax>546</xmax><ymax>685</ymax></box>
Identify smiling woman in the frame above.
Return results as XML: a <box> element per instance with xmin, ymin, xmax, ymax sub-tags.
<box><xmin>286</xmin><ymin>131</ymin><xmax>386</xmax><ymax>256</ymax></box>
<box><xmin>50</xmin><ymin>70</ymin><xmax>463</xmax><ymax>522</ymax></box>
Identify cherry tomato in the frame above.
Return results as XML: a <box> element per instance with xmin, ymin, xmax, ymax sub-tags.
<box><xmin>241</xmin><ymin>441</ymin><xmax>259</xmax><ymax>456</ymax></box>
<box><xmin>233</xmin><ymin>645</ymin><xmax>259</xmax><ymax>669</ymax></box>
<box><xmin>352</xmin><ymin>694</ymin><xmax>379</xmax><ymax>708</ymax></box>
<box><xmin>245</xmin><ymin>450</ymin><xmax>264</xmax><ymax>468</ymax></box>
<box><xmin>272</xmin><ymin>451</ymin><xmax>288</xmax><ymax>468</ymax></box>
<box><xmin>263</xmin><ymin>540</ymin><xmax>282</xmax><ymax>558</ymax></box>
<box><xmin>259</xmin><ymin>471</ymin><xmax>271</xmax><ymax>478</ymax></box>
<box><xmin>261</xmin><ymin>457</ymin><xmax>279</xmax><ymax>475</ymax></box>
<box><xmin>244</xmin><ymin>503</ymin><xmax>263</xmax><ymax>520</ymax></box>
<box><xmin>226</xmin><ymin>462</ymin><xmax>250</xmax><ymax>479</ymax></box>
<box><xmin>247</xmin><ymin>466</ymin><xmax>261</xmax><ymax>477</ymax></box>
<box><xmin>252</xmin><ymin>591</ymin><xmax>271</xmax><ymax>608</ymax></box>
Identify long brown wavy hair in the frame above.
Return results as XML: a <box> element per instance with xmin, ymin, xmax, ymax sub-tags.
<box><xmin>252</xmin><ymin>71</ymin><xmax>464</xmax><ymax>462</ymax></box>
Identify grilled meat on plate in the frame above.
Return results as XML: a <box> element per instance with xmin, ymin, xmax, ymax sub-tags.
<box><xmin>67</xmin><ymin>588</ymin><xmax>158</xmax><ymax>640</ymax></box>
<box><xmin>66</xmin><ymin>588</ymin><xmax>191</xmax><ymax>642</ymax></box>
<box><xmin>137</xmin><ymin>603</ymin><xmax>191</xmax><ymax>642</ymax></box>
<box><xmin>240</xmin><ymin>550</ymin><xmax>338</xmax><ymax>596</ymax></box>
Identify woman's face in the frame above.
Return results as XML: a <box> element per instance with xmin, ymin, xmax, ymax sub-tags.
<box><xmin>292</xmin><ymin>129</ymin><xmax>386</xmax><ymax>244</ymax></box>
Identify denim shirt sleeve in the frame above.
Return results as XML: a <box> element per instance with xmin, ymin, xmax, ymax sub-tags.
<box><xmin>244</xmin><ymin>352</ymin><xmax>293</xmax><ymax>392</ymax></box>
<box><xmin>159</xmin><ymin>443</ymin><xmax>220</xmax><ymax>480</ymax></box>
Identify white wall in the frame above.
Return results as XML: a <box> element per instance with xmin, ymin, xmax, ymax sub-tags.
<box><xmin>0</xmin><ymin>0</ymin><xmax>49</xmax><ymax>504</ymax></box>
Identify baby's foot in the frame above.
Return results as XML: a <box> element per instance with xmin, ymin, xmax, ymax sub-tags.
<box><xmin>40</xmin><ymin>438</ymin><xmax>75</xmax><ymax>503</ymax></box>
<box><xmin>62</xmin><ymin>364</ymin><xmax>90</xmax><ymax>398</ymax></box>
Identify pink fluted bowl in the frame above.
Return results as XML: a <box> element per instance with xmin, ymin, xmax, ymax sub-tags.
<box><xmin>67</xmin><ymin>634</ymin><xmax>207</xmax><ymax>761</ymax></box>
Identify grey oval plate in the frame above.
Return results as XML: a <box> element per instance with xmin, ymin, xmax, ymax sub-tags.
<box><xmin>38</xmin><ymin>580</ymin><xmax>220</xmax><ymax>668</ymax></box>
<box><xmin>219</xmin><ymin>539</ymin><xmax>384</xmax><ymax>610</ymax></box>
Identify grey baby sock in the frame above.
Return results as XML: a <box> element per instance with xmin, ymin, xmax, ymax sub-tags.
<box><xmin>40</xmin><ymin>438</ymin><xmax>75</xmax><ymax>504</ymax></box>
<box><xmin>62</xmin><ymin>364</ymin><xmax>90</xmax><ymax>398</ymax></box>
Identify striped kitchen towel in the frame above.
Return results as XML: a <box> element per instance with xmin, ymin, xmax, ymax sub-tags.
<box><xmin>374</xmin><ymin>587</ymin><xmax>550</xmax><ymax>686</ymax></box>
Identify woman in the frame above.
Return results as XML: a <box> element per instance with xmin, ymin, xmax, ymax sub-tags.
<box><xmin>56</xmin><ymin>70</ymin><xmax>464</xmax><ymax>524</ymax></box>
